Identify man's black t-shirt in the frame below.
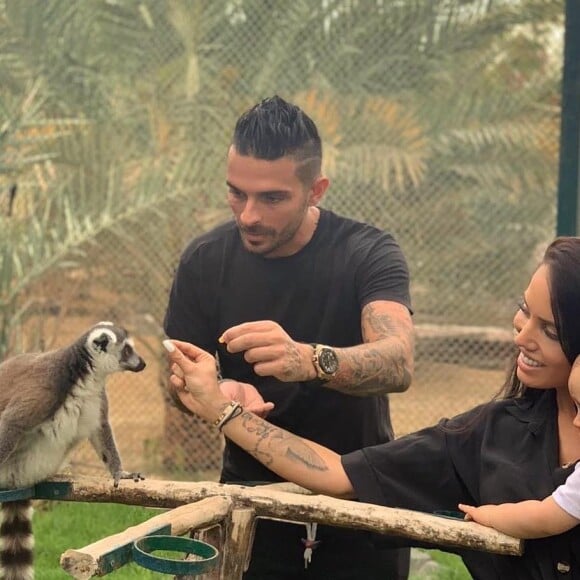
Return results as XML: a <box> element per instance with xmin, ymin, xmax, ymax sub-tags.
<box><xmin>164</xmin><ymin>208</ymin><xmax>411</xmax><ymax>483</ymax></box>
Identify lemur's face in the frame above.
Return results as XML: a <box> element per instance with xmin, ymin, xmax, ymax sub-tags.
<box><xmin>86</xmin><ymin>323</ymin><xmax>146</xmax><ymax>373</ymax></box>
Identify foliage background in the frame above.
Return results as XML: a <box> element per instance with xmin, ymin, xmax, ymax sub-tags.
<box><xmin>0</xmin><ymin>0</ymin><xmax>564</xmax><ymax>475</ymax></box>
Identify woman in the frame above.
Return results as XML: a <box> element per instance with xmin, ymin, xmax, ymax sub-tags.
<box><xmin>459</xmin><ymin>356</ymin><xmax>580</xmax><ymax>539</ymax></box>
<box><xmin>163</xmin><ymin>236</ymin><xmax>580</xmax><ymax>580</ymax></box>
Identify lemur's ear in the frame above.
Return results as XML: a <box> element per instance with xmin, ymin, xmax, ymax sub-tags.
<box><xmin>92</xmin><ymin>333</ymin><xmax>111</xmax><ymax>353</ymax></box>
<box><xmin>87</xmin><ymin>326</ymin><xmax>118</xmax><ymax>354</ymax></box>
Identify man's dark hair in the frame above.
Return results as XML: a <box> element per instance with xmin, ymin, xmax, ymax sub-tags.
<box><xmin>232</xmin><ymin>95</ymin><xmax>322</xmax><ymax>185</ymax></box>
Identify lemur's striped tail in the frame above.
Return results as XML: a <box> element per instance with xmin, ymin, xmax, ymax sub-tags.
<box><xmin>0</xmin><ymin>500</ymin><xmax>34</xmax><ymax>580</ymax></box>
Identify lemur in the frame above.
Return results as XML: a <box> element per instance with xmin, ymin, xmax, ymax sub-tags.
<box><xmin>0</xmin><ymin>321</ymin><xmax>146</xmax><ymax>580</ymax></box>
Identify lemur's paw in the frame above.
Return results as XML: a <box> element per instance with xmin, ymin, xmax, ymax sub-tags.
<box><xmin>113</xmin><ymin>471</ymin><xmax>145</xmax><ymax>487</ymax></box>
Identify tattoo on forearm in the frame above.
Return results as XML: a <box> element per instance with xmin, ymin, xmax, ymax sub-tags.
<box><xmin>239</xmin><ymin>412</ymin><xmax>328</xmax><ymax>472</ymax></box>
<box><xmin>340</xmin><ymin>346</ymin><xmax>411</xmax><ymax>395</ymax></box>
<box><xmin>328</xmin><ymin>303</ymin><xmax>413</xmax><ymax>396</ymax></box>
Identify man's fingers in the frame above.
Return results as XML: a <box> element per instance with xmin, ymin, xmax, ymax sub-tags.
<box><xmin>243</xmin><ymin>346</ymin><xmax>280</xmax><ymax>364</ymax></box>
<box><xmin>220</xmin><ymin>321</ymin><xmax>278</xmax><ymax>345</ymax></box>
<box><xmin>223</xmin><ymin>332</ymin><xmax>275</xmax><ymax>354</ymax></box>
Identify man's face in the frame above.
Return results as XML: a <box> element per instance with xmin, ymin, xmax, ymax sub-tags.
<box><xmin>226</xmin><ymin>146</ymin><xmax>314</xmax><ymax>258</ymax></box>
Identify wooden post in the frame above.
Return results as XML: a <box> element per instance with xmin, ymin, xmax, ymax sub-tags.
<box><xmin>220</xmin><ymin>508</ymin><xmax>256</xmax><ymax>579</ymax></box>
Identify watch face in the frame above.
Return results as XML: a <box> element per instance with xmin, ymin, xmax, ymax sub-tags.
<box><xmin>319</xmin><ymin>347</ymin><xmax>339</xmax><ymax>374</ymax></box>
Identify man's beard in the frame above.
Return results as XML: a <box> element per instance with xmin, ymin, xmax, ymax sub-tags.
<box><xmin>238</xmin><ymin>219</ymin><xmax>303</xmax><ymax>257</ymax></box>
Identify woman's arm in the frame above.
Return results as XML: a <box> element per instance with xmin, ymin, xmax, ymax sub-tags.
<box><xmin>163</xmin><ymin>339</ymin><xmax>355</xmax><ymax>497</ymax></box>
<box><xmin>221</xmin><ymin>408</ymin><xmax>354</xmax><ymax>497</ymax></box>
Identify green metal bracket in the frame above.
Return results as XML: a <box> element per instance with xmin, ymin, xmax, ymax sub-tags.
<box><xmin>0</xmin><ymin>481</ymin><xmax>73</xmax><ymax>501</ymax></box>
<box><xmin>33</xmin><ymin>481</ymin><xmax>73</xmax><ymax>500</ymax></box>
<box><xmin>0</xmin><ymin>486</ymin><xmax>35</xmax><ymax>502</ymax></box>
<box><xmin>132</xmin><ymin>535</ymin><xmax>219</xmax><ymax>576</ymax></box>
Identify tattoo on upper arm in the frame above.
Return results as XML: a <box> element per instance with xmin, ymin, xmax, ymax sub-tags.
<box><xmin>240</xmin><ymin>412</ymin><xmax>328</xmax><ymax>472</ymax></box>
<box><xmin>361</xmin><ymin>305</ymin><xmax>402</xmax><ymax>342</ymax></box>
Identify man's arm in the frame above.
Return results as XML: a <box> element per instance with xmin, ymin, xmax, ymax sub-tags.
<box><xmin>219</xmin><ymin>299</ymin><xmax>414</xmax><ymax>397</ymax></box>
<box><xmin>327</xmin><ymin>299</ymin><xmax>413</xmax><ymax>396</ymax></box>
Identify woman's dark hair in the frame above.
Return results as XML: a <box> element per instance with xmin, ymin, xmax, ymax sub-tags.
<box><xmin>232</xmin><ymin>95</ymin><xmax>322</xmax><ymax>185</ymax></box>
<box><xmin>500</xmin><ymin>236</ymin><xmax>580</xmax><ymax>399</ymax></box>
<box><xmin>441</xmin><ymin>237</ymin><xmax>580</xmax><ymax>433</ymax></box>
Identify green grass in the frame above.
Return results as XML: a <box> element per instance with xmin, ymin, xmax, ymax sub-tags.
<box><xmin>32</xmin><ymin>502</ymin><xmax>472</xmax><ymax>579</ymax></box>
<box><xmin>423</xmin><ymin>549</ymin><xmax>472</xmax><ymax>580</ymax></box>
<box><xmin>33</xmin><ymin>501</ymin><xmax>169</xmax><ymax>578</ymax></box>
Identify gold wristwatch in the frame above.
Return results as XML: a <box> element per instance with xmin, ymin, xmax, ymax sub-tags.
<box><xmin>311</xmin><ymin>344</ymin><xmax>339</xmax><ymax>381</ymax></box>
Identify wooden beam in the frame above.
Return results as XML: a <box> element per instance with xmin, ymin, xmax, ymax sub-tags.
<box><xmin>48</xmin><ymin>475</ymin><xmax>522</xmax><ymax>559</ymax></box>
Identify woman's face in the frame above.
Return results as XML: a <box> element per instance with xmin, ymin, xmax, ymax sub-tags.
<box><xmin>512</xmin><ymin>264</ymin><xmax>572</xmax><ymax>390</ymax></box>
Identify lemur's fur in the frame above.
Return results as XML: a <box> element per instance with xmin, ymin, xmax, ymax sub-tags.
<box><xmin>0</xmin><ymin>322</ymin><xmax>146</xmax><ymax>580</ymax></box>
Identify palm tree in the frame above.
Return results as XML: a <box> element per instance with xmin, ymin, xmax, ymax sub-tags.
<box><xmin>0</xmin><ymin>0</ymin><xmax>564</xmax><ymax>476</ymax></box>
<box><xmin>221</xmin><ymin>0</ymin><xmax>563</xmax><ymax>324</ymax></box>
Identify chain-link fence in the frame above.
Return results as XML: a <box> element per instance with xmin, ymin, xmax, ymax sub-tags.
<box><xmin>0</xmin><ymin>0</ymin><xmax>564</xmax><ymax>480</ymax></box>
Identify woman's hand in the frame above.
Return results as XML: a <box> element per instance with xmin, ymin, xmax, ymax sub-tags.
<box><xmin>163</xmin><ymin>339</ymin><xmax>229</xmax><ymax>422</ymax></box>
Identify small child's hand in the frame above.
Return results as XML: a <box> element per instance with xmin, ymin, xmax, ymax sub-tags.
<box><xmin>458</xmin><ymin>503</ymin><xmax>500</xmax><ymax>526</ymax></box>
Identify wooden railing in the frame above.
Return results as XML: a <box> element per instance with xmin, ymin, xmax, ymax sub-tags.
<box><xmin>38</xmin><ymin>475</ymin><xmax>523</xmax><ymax>579</ymax></box>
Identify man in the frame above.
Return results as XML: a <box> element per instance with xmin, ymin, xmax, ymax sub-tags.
<box><xmin>164</xmin><ymin>95</ymin><xmax>414</xmax><ymax>579</ymax></box>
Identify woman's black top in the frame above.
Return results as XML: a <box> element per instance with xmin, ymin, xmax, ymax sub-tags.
<box><xmin>342</xmin><ymin>389</ymin><xmax>580</xmax><ymax>579</ymax></box>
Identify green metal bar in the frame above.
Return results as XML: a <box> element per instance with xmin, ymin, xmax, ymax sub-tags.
<box><xmin>557</xmin><ymin>0</ymin><xmax>580</xmax><ymax>235</ymax></box>
<box><xmin>34</xmin><ymin>481</ymin><xmax>73</xmax><ymax>500</ymax></box>
<box><xmin>0</xmin><ymin>487</ymin><xmax>35</xmax><ymax>502</ymax></box>
<box><xmin>98</xmin><ymin>526</ymin><xmax>171</xmax><ymax>576</ymax></box>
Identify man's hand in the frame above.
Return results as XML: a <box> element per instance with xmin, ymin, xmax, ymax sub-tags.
<box><xmin>220</xmin><ymin>321</ymin><xmax>317</xmax><ymax>382</ymax></box>
<box><xmin>219</xmin><ymin>379</ymin><xmax>275</xmax><ymax>418</ymax></box>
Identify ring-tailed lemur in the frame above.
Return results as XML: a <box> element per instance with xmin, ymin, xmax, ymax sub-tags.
<box><xmin>0</xmin><ymin>321</ymin><xmax>146</xmax><ymax>580</ymax></box>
